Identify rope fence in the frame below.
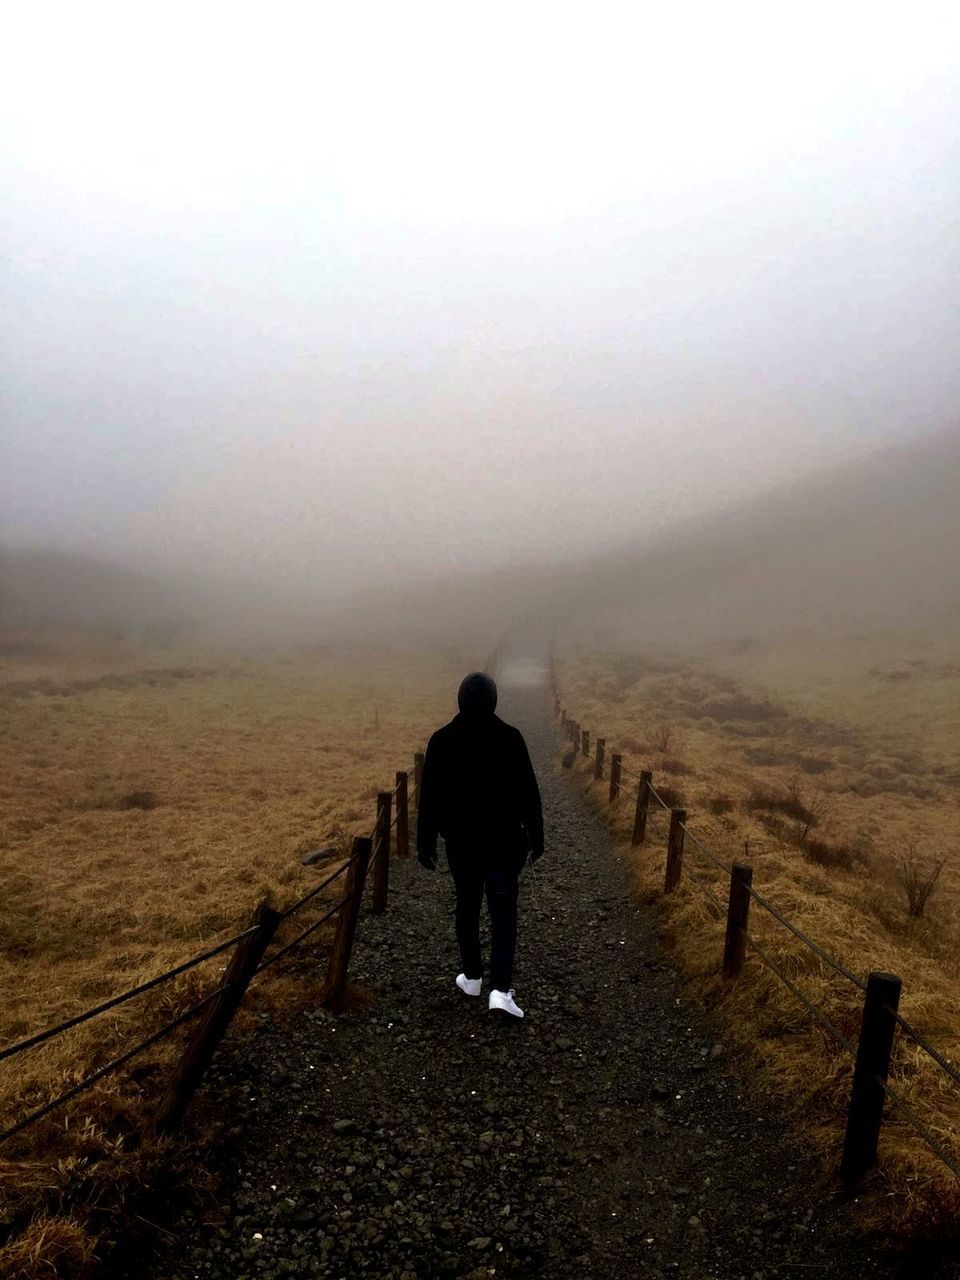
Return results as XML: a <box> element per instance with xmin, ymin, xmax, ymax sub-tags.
<box><xmin>553</xmin><ymin>675</ymin><xmax>960</xmax><ymax>1188</ymax></box>
<box><xmin>0</xmin><ymin>746</ymin><xmax>423</xmax><ymax>1149</ymax></box>
<box><xmin>0</xmin><ymin>926</ymin><xmax>258</xmax><ymax>1065</ymax></box>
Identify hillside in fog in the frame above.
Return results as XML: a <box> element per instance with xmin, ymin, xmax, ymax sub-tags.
<box><xmin>3</xmin><ymin>428</ymin><xmax>958</xmax><ymax>656</ymax></box>
<box><xmin>346</xmin><ymin>427</ymin><xmax>960</xmax><ymax>652</ymax></box>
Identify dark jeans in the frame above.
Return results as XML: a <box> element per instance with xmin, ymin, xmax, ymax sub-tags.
<box><xmin>448</xmin><ymin>855</ymin><xmax>521</xmax><ymax>993</ymax></box>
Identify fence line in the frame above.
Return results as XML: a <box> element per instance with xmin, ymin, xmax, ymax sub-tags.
<box><xmin>553</xmin><ymin>678</ymin><xmax>960</xmax><ymax>1186</ymax></box>
<box><xmin>0</xmin><ymin>927</ymin><xmax>258</xmax><ymax>1065</ymax></box>
<box><xmin>0</xmin><ymin>747</ymin><xmax>424</xmax><ymax>1148</ymax></box>
<box><xmin>0</xmin><ymin>985</ymin><xmax>226</xmax><ymax>1145</ymax></box>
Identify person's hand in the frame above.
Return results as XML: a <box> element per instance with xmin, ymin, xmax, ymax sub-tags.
<box><xmin>417</xmin><ymin>850</ymin><xmax>437</xmax><ymax>871</ymax></box>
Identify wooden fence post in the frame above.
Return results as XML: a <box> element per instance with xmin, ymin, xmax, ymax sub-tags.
<box><xmin>560</xmin><ymin>709</ymin><xmax>568</xmax><ymax>734</ymax></box>
<box><xmin>154</xmin><ymin>899</ymin><xmax>281</xmax><ymax>1135</ymax></box>
<box><xmin>722</xmin><ymin>863</ymin><xmax>753</xmax><ymax>978</ymax></box>
<box><xmin>395</xmin><ymin>771</ymin><xmax>409</xmax><ymax>859</ymax></box>
<box><xmin>571</xmin><ymin>722</ymin><xmax>580</xmax><ymax>752</ymax></box>
<box><xmin>582</xmin><ymin>729</ymin><xmax>590</xmax><ymax>757</ymax></box>
<box><xmin>321</xmin><ymin>836</ymin><xmax>372</xmax><ymax>1007</ymax></box>
<box><xmin>631</xmin><ymin>770</ymin><xmax>653</xmax><ymax>846</ymax></box>
<box><xmin>371</xmin><ymin>791</ymin><xmax>391</xmax><ymax>914</ymax></box>
<box><xmin>609</xmin><ymin>753</ymin><xmax>622</xmax><ymax>804</ymax></box>
<box><xmin>594</xmin><ymin>737</ymin><xmax>605</xmax><ymax>781</ymax></box>
<box><xmin>665</xmin><ymin>808</ymin><xmax>686</xmax><ymax>893</ymax></box>
<box><xmin>841</xmin><ymin>971</ymin><xmax>902</xmax><ymax>1185</ymax></box>
<box><xmin>413</xmin><ymin>752</ymin><xmax>424</xmax><ymax>807</ymax></box>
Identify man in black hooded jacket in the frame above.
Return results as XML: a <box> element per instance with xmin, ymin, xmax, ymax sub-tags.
<box><xmin>416</xmin><ymin>671</ymin><xmax>543</xmax><ymax>1018</ymax></box>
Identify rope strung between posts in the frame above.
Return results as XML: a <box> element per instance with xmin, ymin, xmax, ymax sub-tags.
<box><xmin>0</xmin><ymin>926</ymin><xmax>258</xmax><ymax>1064</ymax></box>
<box><xmin>745</xmin><ymin>884</ymin><xmax>867</xmax><ymax>992</ymax></box>
<box><xmin>680</xmin><ymin>860</ymin><xmax>725</xmax><ymax>914</ymax></box>
<box><xmin>679</xmin><ymin>821</ymin><xmax>732</xmax><ymax>874</ymax></box>
<box><xmin>744</xmin><ymin>933</ymin><xmax>960</xmax><ymax>1181</ymax></box>
<box><xmin>280</xmin><ymin>855</ymin><xmax>357</xmax><ymax>921</ymax></box>
<box><xmin>888</xmin><ymin>1010</ymin><xmax>960</xmax><ymax>1091</ymax></box>
<box><xmin>0</xmin><ymin>985</ymin><xmax>226</xmax><ymax>1145</ymax></box>
<box><xmin>743</xmin><ymin>931</ymin><xmax>858</xmax><ymax>1057</ymax></box>
<box><xmin>555</xmin><ymin>698</ymin><xmax>960</xmax><ymax>1179</ymax></box>
<box><xmin>647</xmin><ymin>782</ymin><xmax>673</xmax><ymax>813</ymax></box>
<box><xmin>618</xmin><ymin>761</ymin><xmax>653</xmax><ymax>785</ymax></box>
<box><xmin>257</xmin><ymin>895</ymin><xmax>353</xmax><ymax>974</ymax></box>
<box><xmin>874</xmin><ymin>1073</ymin><xmax>960</xmax><ymax>1182</ymax></box>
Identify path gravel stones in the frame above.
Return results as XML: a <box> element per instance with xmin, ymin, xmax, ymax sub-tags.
<box><xmin>135</xmin><ymin>665</ymin><xmax>901</xmax><ymax>1280</ymax></box>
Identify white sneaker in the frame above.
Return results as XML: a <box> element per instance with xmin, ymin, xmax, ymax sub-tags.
<box><xmin>456</xmin><ymin>973</ymin><xmax>482</xmax><ymax>997</ymax></box>
<box><xmin>488</xmin><ymin>989</ymin><xmax>524</xmax><ymax>1018</ymax></box>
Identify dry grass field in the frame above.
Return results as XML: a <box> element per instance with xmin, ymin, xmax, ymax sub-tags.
<box><xmin>0</xmin><ymin>631</ymin><xmax>475</xmax><ymax>1277</ymax></box>
<box><xmin>556</xmin><ymin>624</ymin><xmax>960</xmax><ymax>1227</ymax></box>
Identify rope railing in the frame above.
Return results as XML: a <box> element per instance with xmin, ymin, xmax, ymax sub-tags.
<box><xmin>279</xmin><ymin>854</ymin><xmax>357</xmax><ymax>921</ymax></box>
<box><xmin>0</xmin><ymin>926</ymin><xmax>259</xmax><ymax>1065</ymax></box>
<box><xmin>257</xmin><ymin>896</ymin><xmax>352</xmax><ymax>974</ymax></box>
<box><xmin>679</xmin><ymin>821</ymin><xmax>732</xmax><ymax>875</ymax></box>
<box><xmin>744</xmin><ymin>931</ymin><xmax>960</xmax><ymax>1182</ymax></box>
<box><xmin>875</xmin><ymin>1074</ymin><xmax>960</xmax><ymax>1182</ymax></box>
<box><xmin>2</xmin><ymin>733</ymin><xmax>424</xmax><ymax>1157</ymax></box>
<box><xmin>745</xmin><ymin>884</ymin><xmax>867</xmax><ymax>993</ymax></box>
<box><xmin>888</xmin><ymin>1010</ymin><xmax>960</xmax><ymax>1091</ymax></box>
<box><xmin>744</xmin><ymin>931</ymin><xmax>858</xmax><ymax>1056</ymax></box>
<box><xmin>0</xmin><ymin>984</ymin><xmax>226</xmax><ymax>1145</ymax></box>
<box><xmin>553</xmin><ymin>682</ymin><xmax>960</xmax><ymax>1186</ymax></box>
<box><xmin>680</xmin><ymin>859</ymin><xmax>725</xmax><ymax>914</ymax></box>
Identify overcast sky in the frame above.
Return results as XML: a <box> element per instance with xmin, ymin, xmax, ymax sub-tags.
<box><xmin>2</xmin><ymin>2</ymin><xmax>958</xmax><ymax>597</ymax></box>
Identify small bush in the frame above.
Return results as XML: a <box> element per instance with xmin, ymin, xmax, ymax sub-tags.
<box><xmin>895</xmin><ymin>845</ymin><xmax>946</xmax><ymax>918</ymax></box>
<box><xmin>709</xmin><ymin>794</ymin><xmax>734</xmax><ymax>815</ymax></box>
<box><xmin>698</xmin><ymin>693</ymin><xmax>786</xmax><ymax>722</ymax></box>
<box><xmin>650</xmin><ymin>721</ymin><xmax>676</xmax><ymax>754</ymax></box>
<box><xmin>118</xmin><ymin>789</ymin><xmax>160</xmax><ymax>810</ymax></box>
<box><xmin>661</xmin><ymin>757</ymin><xmax>695</xmax><ymax>776</ymax></box>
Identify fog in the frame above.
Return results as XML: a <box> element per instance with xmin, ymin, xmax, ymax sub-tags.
<box><xmin>2</xmin><ymin>3</ymin><xmax>959</xmax><ymax>612</ymax></box>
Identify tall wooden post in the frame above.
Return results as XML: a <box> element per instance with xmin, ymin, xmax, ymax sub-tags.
<box><xmin>155</xmin><ymin>899</ymin><xmax>281</xmax><ymax>1135</ymax></box>
<box><xmin>631</xmin><ymin>770</ymin><xmax>653</xmax><ymax>846</ymax></box>
<box><xmin>665</xmin><ymin>808</ymin><xmax>686</xmax><ymax>893</ymax></box>
<box><xmin>395</xmin><ymin>771</ymin><xmax>409</xmax><ymax>859</ymax></box>
<box><xmin>841</xmin><ymin>972</ymin><xmax>902</xmax><ymax>1185</ymax></box>
<box><xmin>609</xmin><ymin>753</ymin><xmax>622</xmax><ymax>804</ymax></box>
<box><xmin>722</xmin><ymin>864</ymin><xmax>753</xmax><ymax>978</ymax></box>
<box><xmin>571</xmin><ymin>722</ymin><xmax>580</xmax><ymax>752</ymax></box>
<box><xmin>581</xmin><ymin>729</ymin><xmax>590</xmax><ymax>757</ymax></box>
<box><xmin>594</xmin><ymin>737</ymin><xmax>605</xmax><ymax>781</ymax></box>
<box><xmin>371</xmin><ymin>791</ymin><xmax>391</xmax><ymax>914</ymax></box>
<box><xmin>321</xmin><ymin>836</ymin><xmax>372</xmax><ymax>1007</ymax></box>
<box><xmin>413</xmin><ymin>752</ymin><xmax>424</xmax><ymax>807</ymax></box>
<box><xmin>560</xmin><ymin>709</ymin><xmax>568</xmax><ymax>734</ymax></box>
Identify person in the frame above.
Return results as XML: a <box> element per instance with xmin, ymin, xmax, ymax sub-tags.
<box><xmin>416</xmin><ymin>671</ymin><xmax>543</xmax><ymax>1018</ymax></box>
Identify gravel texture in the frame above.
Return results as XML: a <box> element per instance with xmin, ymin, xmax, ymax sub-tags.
<box><xmin>133</xmin><ymin>668</ymin><xmax>904</xmax><ymax>1280</ymax></box>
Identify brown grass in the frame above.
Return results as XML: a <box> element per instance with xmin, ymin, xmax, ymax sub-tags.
<box><xmin>0</xmin><ymin>633</ymin><xmax>473</xmax><ymax>1275</ymax></box>
<box><xmin>556</xmin><ymin>636</ymin><xmax>960</xmax><ymax>1230</ymax></box>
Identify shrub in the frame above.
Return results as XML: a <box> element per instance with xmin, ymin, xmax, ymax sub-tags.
<box><xmin>662</xmin><ymin>757</ymin><xmax>695</xmax><ymax>776</ymax></box>
<box><xmin>895</xmin><ymin>845</ymin><xmax>946</xmax><ymax>918</ymax></box>
<box><xmin>650</xmin><ymin>721</ymin><xmax>676</xmax><ymax>754</ymax></box>
<box><xmin>709</xmin><ymin>794</ymin><xmax>734</xmax><ymax>815</ymax></box>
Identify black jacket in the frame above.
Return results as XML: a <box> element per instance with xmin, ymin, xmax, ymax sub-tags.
<box><xmin>416</xmin><ymin>713</ymin><xmax>544</xmax><ymax>866</ymax></box>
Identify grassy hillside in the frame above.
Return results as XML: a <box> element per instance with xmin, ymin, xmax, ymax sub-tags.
<box><xmin>0</xmin><ymin>634</ymin><xmax>474</xmax><ymax>1277</ymax></box>
<box><xmin>551</xmin><ymin>429</ymin><xmax>960</xmax><ymax>1225</ymax></box>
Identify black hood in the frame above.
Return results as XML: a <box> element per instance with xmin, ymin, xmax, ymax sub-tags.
<box><xmin>457</xmin><ymin>671</ymin><xmax>498</xmax><ymax>717</ymax></box>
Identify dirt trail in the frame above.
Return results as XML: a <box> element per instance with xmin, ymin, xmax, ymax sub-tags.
<box><xmin>134</xmin><ymin>653</ymin><xmax>903</xmax><ymax>1280</ymax></box>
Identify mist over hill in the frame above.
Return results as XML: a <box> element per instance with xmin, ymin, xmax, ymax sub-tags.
<box><xmin>2</xmin><ymin>428</ymin><xmax>957</xmax><ymax>657</ymax></box>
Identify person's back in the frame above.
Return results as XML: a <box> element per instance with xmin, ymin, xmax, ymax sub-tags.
<box><xmin>417</xmin><ymin>672</ymin><xmax>543</xmax><ymax>1018</ymax></box>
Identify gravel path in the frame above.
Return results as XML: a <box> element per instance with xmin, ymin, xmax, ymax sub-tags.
<box><xmin>135</xmin><ymin>659</ymin><xmax>902</xmax><ymax>1280</ymax></box>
